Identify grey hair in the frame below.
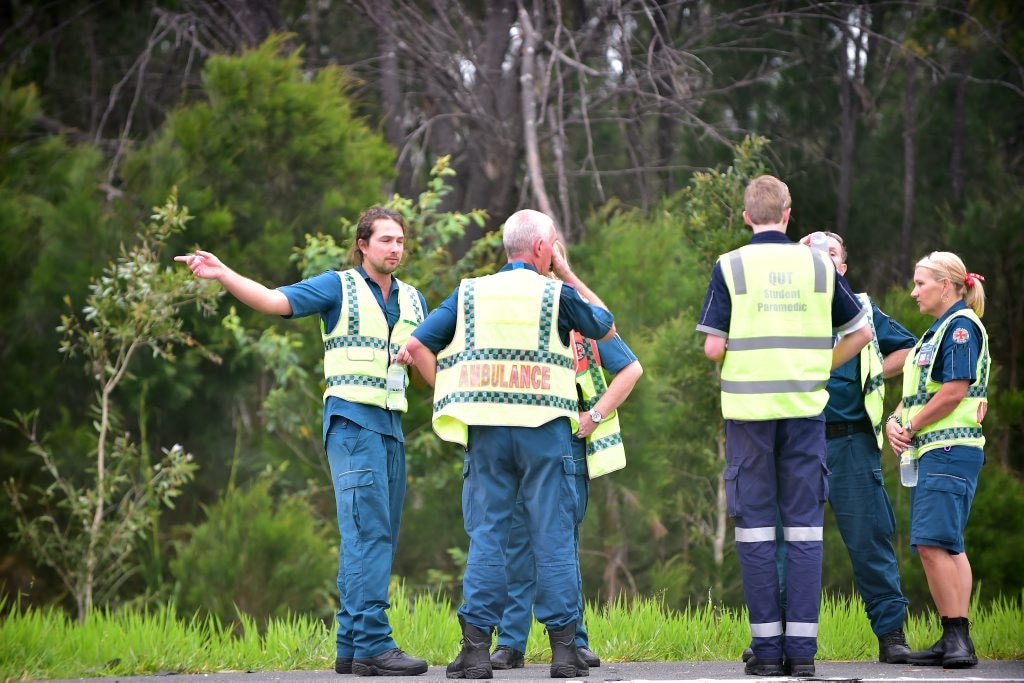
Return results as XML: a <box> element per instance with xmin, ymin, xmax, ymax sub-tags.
<box><xmin>503</xmin><ymin>209</ymin><xmax>555</xmax><ymax>258</ymax></box>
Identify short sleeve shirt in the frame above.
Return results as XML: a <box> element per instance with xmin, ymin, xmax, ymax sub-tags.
<box><xmin>918</xmin><ymin>300</ymin><xmax>984</xmax><ymax>384</ymax></box>
<box><xmin>596</xmin><ymin>334</ymin><xmax>637</xmax><ymax>375</ymax></box>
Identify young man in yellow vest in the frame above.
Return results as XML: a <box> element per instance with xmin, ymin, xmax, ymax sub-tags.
<box><xmin>741</xmin><ymin>231</ymin><xmax>919</xmax><ymax>667</ymax></box>
<box><xmin>176</xmin><ymin>207</ymin><xmax>429</xmax><ymax>677</ymax></box>
<box><xmin>490</xmin><ymin>329</ymin><xmax>642</xmax><ymax>670</ymax></box>
<box><xmin>696</xmin><ymin>176</ymin><xmax>872</xmax><ymax>677</ymax></box>
<box><xmin>400</xmin><ymin>209</ymin><xmax>615</xmax><ymax>679</ymax></box>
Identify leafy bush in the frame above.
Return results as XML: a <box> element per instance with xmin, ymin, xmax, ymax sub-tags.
<box><xmin>170</xmin><ymin>478</ymin><xmax>336</xmax><ymax>625</ymax></box>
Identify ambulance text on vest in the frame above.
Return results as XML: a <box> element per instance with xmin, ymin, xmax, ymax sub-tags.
<box><xmin>458</xmin><ymin>363</ymin><xmax>552</xmax><ymax>390</ymax></box>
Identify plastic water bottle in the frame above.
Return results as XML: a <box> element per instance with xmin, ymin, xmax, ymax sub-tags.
<box><xmin>900</xmin><ymin>446</ymin><xmax>919</xmax><ymax>487</ymax></box>
<box><xmin>810</xmin><ymin>232</ymin><xmax>829</xmax><ymax>252</ymax></box>
<box><xmin>385</xmin><ymin>362</ymin><xmax>406</xmax><ymax>409</ymax></box>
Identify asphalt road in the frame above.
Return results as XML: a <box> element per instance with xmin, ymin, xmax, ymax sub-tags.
<box><xmin>40</xmin><ymin>659</ymin><xmax>1024</xmax><ymax>682</ymax></box>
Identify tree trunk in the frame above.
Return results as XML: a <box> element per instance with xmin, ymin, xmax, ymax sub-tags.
<box><xmin>900</xmin><ymin>56</ymin><xmax>917</xmax><ymax>274</ymax></box>
<box><xmin>518</xmin><ymin>5</ymin><xmax>556</xmax><ymax>219</ymax></box>
<box><xmin>712</xmin><ymin>423</ymin><xmax>727</xmax><ymax>598</ymax></box>
<box><xmin>835</xmin><ymin>13</ymin><xmax>864</xmax><ymax>236</ymax></box>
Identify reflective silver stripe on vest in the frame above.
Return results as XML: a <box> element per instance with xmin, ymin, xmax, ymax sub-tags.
<box><xmin>734</xmin><ymin>526</ymin><xmax>776</xmax><ymax>543</ymax></box>
<box><xmin>727</xmin><ymin>336</ymin><xmax>833</xmax><ymax>351</ymax></box>
<box><xmin>786</xmin><ymin>621</ymin><xmax>820</xmax><ymax>637</ymax></box>
<box><xmin>783</xmin><ymin>526</ymin><xmax>823</xmax><ymax>542</ymax></box>
<box><xmin>811</xmin><ymin>252</ymin><xmax>827</xmax><ymax>292</ymax></box>
<box><xmin>749</xmin><ymin>621</ymin><xmax>784</xmax><ymax>638</ymax></box>
<box><xmin>728</xmin><ymin>250</ymin><xmax>747</xmax><ymax>294</ymax></box>
<box><xmin>721</xmin><ymin>379</ymin><xmax>827</xmax><ymax>394</ymax></box>
<box><xmin>728</xmin><ymin>248</ymin><xmax>828</xmax><ymax>294</ymax></box>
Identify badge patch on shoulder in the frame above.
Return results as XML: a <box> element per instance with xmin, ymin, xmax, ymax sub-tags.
<box><xmin>952</xmin><ymin>327</ymin><xmax>970</xmax><ymax>344</ymax></box>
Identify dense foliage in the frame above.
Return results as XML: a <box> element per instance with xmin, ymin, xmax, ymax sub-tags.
<box><xmin>1</xmin><ymin>1</ymin><xmax>1021</xmax><ymax>628</ymax></box>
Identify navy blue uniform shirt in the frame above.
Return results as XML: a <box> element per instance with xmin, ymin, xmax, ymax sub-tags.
<box><xmin>279</xmin><ymin>266</ymin><xmax>429</xmax><ymax>445</ymax></box>
<box><xmin>412</xmin><ymin>261</ymin><xmax>614</xmax><ymax>353</ymax></box>
<box><xmin>917</xmin><ymin>300</ymin><xmax>984</xmax><ymax>384</ymax></box>
<box><xmin>824</xmin><ymin>300</ymin><xmax>917</xmax><ymax>423</ymax></box>
<box><xmin>595</xmin><ymin>334</ymin><xmax>637</xmax><ymax>375</ymax></box>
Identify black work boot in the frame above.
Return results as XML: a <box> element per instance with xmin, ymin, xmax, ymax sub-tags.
<box><xmin>577</xmin><ymin>646</ymin><xmax>601</xmax><ymax>668</ymax></box>
<box><xmin>548</xmin><ymin>622</ymin><xmax>588</xmax><ymax>678</ymax></box>
<box><xmin>907</xmin><ymin>632</ymin><xmax>945</xmax><ymax>666</ymax></box>
<box><xmin>743</xmin><ymin>654</ymin><xmax>783</xmax><ymax>676</ymax></box>
<box><xmin>335</xmin><ymin>657</ymin><xmax>353</xmax><ymax>674</ymax></box>
<box><xmin>907</xmin><ymin>615</ymin><xmax>973</xmax><ymax>666</ymax></box>
<box><xmin>446</xmin><ymin>617</ymin><xmax>493</xmax><ymax>679</ymax></box>
<box><xmin>352</xmin><ymin>648</ymin><xmax>428</xmax><ymax>676</ymax></box>
<box><xmin>941</xmin><ymin>617</ymin><xmax>978</xmax><ymax>668</ymax></box>
<box><xmin>489</xmin><ymin>645</ymin><xmax>524</xmax><ymax>670</ymax></box>
<box><xmin>878</xmin><ymin>629</ymin><xmax>912</xmax><ymax>663</ymax></box>
<box><xmin>783</xmin><ymin>657</ymin><xmax>815</xmax><ymax>676</ymax></box>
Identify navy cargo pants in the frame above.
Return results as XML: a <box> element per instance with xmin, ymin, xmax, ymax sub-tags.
<box><xmin>458</xmin><ymin>419</ymin><xmax>581</xmax><ymax>633</ymax></box>
<box><xmin>724</xmin><ymin>417</ymin><xmax>827</xmax><ymax>661</ymax></box>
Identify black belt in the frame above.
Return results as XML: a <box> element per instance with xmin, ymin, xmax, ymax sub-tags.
<box><xmin>825</xmin><ymin>418</ymin><xmax>874</xmax><ymax>440</ymax></box>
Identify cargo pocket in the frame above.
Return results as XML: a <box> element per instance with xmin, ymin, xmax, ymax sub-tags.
<box><xmin>723</xmin><ymin>465</ymin><xmax>740</xmax><ymax>518</ymax></box>
<box><xmin>560</xmin><ymin>456</ymin><xmax>579</xmax><ymax>530</ymax></box>
<box><xmin>461</xmin><ymin>458</ymin><xmax>477</xmax><ymax>531</ymax></box>
<box><xmin>819</xmin><ymin>461</ymin><xmax>830</xmax><ymax>503</ymax></box>
<box><xmin>923</xmin><ymin>473</ymin><xmax>967</xmax><ymax>545</ymax></box>
<box><xmin>339</xmin><ymin>468</ymin><xmax>386</xmax><ymax>540</ymax></box>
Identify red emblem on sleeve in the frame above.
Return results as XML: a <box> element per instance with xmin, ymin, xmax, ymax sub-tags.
<box><xmin>952</xmin><ymin>327</ymin><xmax>970</xmax><ymax>344</ymax></box>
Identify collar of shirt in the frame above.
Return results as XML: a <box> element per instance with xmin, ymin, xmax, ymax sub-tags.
<box><xmin>502</xmin><ymin>260</ymin><xmax>539</xmax><ymax>273</ymax></box>
<box><xmin>355</xmin><ymin>264</ymin><xmax>399</xmax><ymax>297</ymax></box>
<box><xmin>923</xmin><ymin>299</ymin><xmax>968</xmax><ymax>341</ymax></box>
<box><xmin>749</xmin><ymin>231</ymin><xmax>794</xmax><ymax>245</ymax></box>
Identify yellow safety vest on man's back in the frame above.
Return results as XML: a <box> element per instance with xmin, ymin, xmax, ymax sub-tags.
<box><xmin>718</xmin><ymin>243</ymin><xmax>835</xmax><ymax>420</ymax></box>
<box><xmin>432</xmin><ymin>268</ymin><xmax>579</xmax><ymax>446</ymax></box>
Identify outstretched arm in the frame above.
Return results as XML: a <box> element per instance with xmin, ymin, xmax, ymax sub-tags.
<box><xmin>175</xmin><ymin>250</ymin><xmax>291</xmax><ymax>316</ymax></box>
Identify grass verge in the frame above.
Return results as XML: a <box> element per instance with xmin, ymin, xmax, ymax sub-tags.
<box><xmin>2</xmin><ymin>587</ymin><xmax>1021</xmax><ymax>680</ymax></box>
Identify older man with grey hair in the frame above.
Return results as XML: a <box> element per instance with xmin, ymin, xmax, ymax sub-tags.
<box><xmin>401</xmin><ymin>209</ymin><xmax>614</xmax><ymax>679</ymax></box>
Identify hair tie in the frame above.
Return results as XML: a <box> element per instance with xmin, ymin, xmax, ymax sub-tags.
<box><xmin>965</xmin><ymin>272</ymin><xmax>985</xmax><ymax>287</ymax></box>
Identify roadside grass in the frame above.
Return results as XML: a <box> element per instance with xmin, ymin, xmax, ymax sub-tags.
<box><xmin>2</xmin><ymin>587</ymin><xmax>1021</xmax><ymax>680</ymax></box>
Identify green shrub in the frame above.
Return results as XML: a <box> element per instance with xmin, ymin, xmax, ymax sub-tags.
<box><xmin>170</xmin><ymin>479</ymin><xmax>336</xmax><ymax>625</ymax></box>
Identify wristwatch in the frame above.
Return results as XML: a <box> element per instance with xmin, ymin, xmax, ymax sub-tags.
<box><xmin>588</xmin><ymin>408</ymin><xmax>603</xmax><ymax>424</ymax></box>
<box><xmin>905</xmin><ymin>419</ymin><xmax>916</xmax><ymax>436</ymax></box>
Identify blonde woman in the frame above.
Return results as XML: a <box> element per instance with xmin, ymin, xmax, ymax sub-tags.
<box><xmin>885</xmin><ymin>252</ymin><xmax>989</xmax><ymax>669</ymax></box>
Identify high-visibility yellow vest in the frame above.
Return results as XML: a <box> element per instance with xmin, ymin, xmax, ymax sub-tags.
<box><xmin>572</xmin><ymin>331</ymin><xmax>626</xmax><ymax>479</ymax></box>
<box><xmin>322</xmin><ymin>269</ymin><xmax>425</xmax><ymax>412</ymax></box>
<box><xmin>432</xmin><ymin>269</ymin><xmax>579</xmax><ymax>446</ymax></box>
<box><xmin>857</xmin><ymin>294</ymin><xmax>887</xmax><ymax>450</ymax></box>
<box><xmin>719</xmin><ymin>244</ymin><xmax>835</xmax><ymax>420</ymax></box>
<box><xmin>901</xmin><ymin>309</ymin><xmax>990</xmax><ymax>457</ymax></box>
